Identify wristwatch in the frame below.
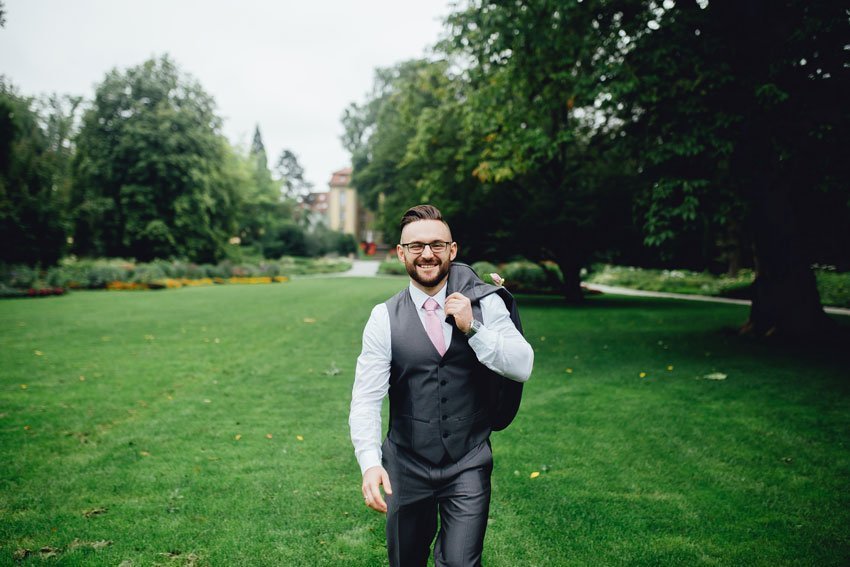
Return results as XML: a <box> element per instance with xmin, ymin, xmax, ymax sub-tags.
<box><xmin>465</xmin><ymin>319</ymin><xmax>483</xmax><ymax>338</ymax></box>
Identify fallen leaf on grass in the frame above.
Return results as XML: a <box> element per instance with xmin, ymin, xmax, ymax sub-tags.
<box><xmin>140</xmin><ymin>451</ymin><xmax>151</xmax><ymax>457</ymax></box>
<box><xmin>324</xmin><ymin>362</ymin><xmax>340</xmax><ymax>376</ymax></box>
<box><xmin>83</xmin><ymin>507</ymin><xmax>108</xmax><ymax>518</ymax></box>
<box><xmin>68</xmin><ymin>539</ymin><xmax>112</xmax><ymax>550</ymax></box>
<box><xmin>639</xmin><ymin>372</ymin><xmax>647</xmax><ymax>378</ymax></box>
<box><xmin>266</xmin><ymin>433</ymin><xmax>273</xmax><ymax>439</ymax></box>
<box><xmin>13</xmin><ymin>549</ymin><xmax>31</xmax><ymax>560</ymax></box>
<box><xmin>702</xmin><ymin>372</ymin><xmax>727</xmax><ymax>381</ymax></box>
<box><xmin>303</xmin><ymin>317</ymin><xmax>317</xmax><ymax>324</ymax></box>
<box><xmin>234</xmin><ymin>434</ymin><xmax>242</xmax><ymax>441</ymax></box>
<box><xmin>20</xmin><ymin>384</ymin><xmax>27</xmax><ymax>389</ymax></box>
<box><xmin>34</xmin><ymin>350</ymin><xmax>43</xmax><ymax>356</ymax></box>
<box><xmin>296</xmin><ymin>435</ymin><xmax>304</xmax><ymax>441</ymax></box>
<box><xmin>39</xmin><ymin>546</ymin><xmax>62</xmax><ymax>558</ymax></box>
<box><xmin>529</xmin><ymin>471</ymin><xmax>540</xmax><ymax>479</ymax></box>
<box><xmin>159</xmin><ymin>551</ymin><xmax>201</xmax><ymax>565</ymax></box>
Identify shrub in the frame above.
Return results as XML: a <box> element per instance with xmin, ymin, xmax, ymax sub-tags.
<box><xmin>207</xmin><ymin>261</ymin><xmax>233</xmax><ymax>279</ymax></box>
<box><xmin>130</xmin><ymin>263</ymin><xmax>167</xmax><ymax>284</ymax></box>
<box><xmin>815</xmin><ymin>269</ymin><xmax>850</xmax><ymax>308</ymax></box>
<box><xmin>262</xmin><ymin>221</ymin><xmax>308</xmax><ymax>258</ymax></box>
<box><xmin>471</xmin><ymin>261</ymin><xmax>498</xmax><ymax>284</ymax></box>
<box><xmin>0</xmin><ymin>264</ymin><xmax>39</xmax><ymax>288</ymax></box>
<box><xmin>378</xmin><ymin>258</ymin><xmax>408</xmax><ymax>276</ymax></box>
<box><xmin>501</xmin><ymin>260</ymin><xmax>549</xmax><ymax>293</ymax></box>
<box><xmin>541</xmin><ymin>261</ymin><xmax>564</xmax><ymax>289</ymax></box>
<box><xmin>86</xmin><ymin>265</ymin><xmax>128</xmax><ymax>288</ymax></box>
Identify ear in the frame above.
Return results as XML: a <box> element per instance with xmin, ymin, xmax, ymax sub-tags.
<box><xmin>396</xmin><ymin>244</ymin><xmax>405</xmax><ymax>263</ymax></box>
<box><xmin>449</xmin><ymin>241</ymin><xmax>458</xmax><ymax>262</ymax></box>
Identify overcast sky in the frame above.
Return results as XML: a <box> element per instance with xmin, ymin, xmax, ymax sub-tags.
<box><xmin>0</xmin><ymin>0</ymin><xmax>451</xmax><ymax>190</ymax></box>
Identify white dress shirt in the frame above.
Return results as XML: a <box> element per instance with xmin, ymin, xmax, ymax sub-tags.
<box><xmin>349</xmin><ymin>281</ymin><xmax>534</xmax><ymax>474</ymax></box>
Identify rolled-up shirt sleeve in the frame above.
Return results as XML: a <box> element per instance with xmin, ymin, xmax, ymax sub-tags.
<box><xmin>468</xmin><ymin>293</ymin><xmax>534</xmax><ymax>382</ymax></box>
<box><xmin>349</xmin><ymin>304</ymin><xmax>391</xmax><ymax>475</ymax></box>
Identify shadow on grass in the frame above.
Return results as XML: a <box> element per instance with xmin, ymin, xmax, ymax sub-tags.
<box><xmin>517</xmin><ymin>292</ymin><xmax>850</xmax><ymax>379</ymax></box>
<box><xmin>516</xmin><ymin>292</ymin><xmax>738</xmax><ymax>311</ymax></box>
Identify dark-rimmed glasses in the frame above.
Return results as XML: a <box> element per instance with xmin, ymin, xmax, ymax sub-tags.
<box><xmin>400</xmin><ymin>241</ymin><xmax>453</xmax><ymax>255</ymax></box>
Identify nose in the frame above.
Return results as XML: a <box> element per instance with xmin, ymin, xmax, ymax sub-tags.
<box><xmin>420</xmin><ymin>244</ymin><xmax>436</xmax><ymax>258</ymax></box>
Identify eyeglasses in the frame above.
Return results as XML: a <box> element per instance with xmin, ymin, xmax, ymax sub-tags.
<box><xmin>400</xmin><ymin>241</ymin><xmax>453</xmax><ymax>254</ymax></box>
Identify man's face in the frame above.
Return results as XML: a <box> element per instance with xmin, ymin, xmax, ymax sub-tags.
<box><xmin>397</xmin><ymin>219</ymin><xmax>458</xmax><ymax>292</ymax></box>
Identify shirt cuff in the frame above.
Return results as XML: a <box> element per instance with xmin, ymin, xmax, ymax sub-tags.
<box><xmin>358</xmin><ymin>449</ymin><xmax>383</xmax><ymax>475</ymax></box>
<box><xmin>467</xmin><ymin>323</ymin><xmax>495</xmax><ymax>349</ymax></box>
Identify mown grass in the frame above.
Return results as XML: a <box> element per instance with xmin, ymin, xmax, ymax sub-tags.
<box><xmin>1</xmin><ymin>278</ymin><xmax>848</xmax><ymax>566</ymax></box>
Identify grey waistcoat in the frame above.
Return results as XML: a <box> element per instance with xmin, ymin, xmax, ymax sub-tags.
<box><xmin>385</xmin><ymin>286</ymin><xmax>491</xmax><ymax>464</ymax></box>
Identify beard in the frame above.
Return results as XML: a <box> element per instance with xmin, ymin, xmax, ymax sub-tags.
<box><xmin>405</xmin><ymin>255</ymin><xmax>451</xmax><ymax>289</ymax></box>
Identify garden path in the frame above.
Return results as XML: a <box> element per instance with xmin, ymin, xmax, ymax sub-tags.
<box><xmin>586</xmin><ymin>283</ymin><xmax>850</xmax><ymax>316</ymax></box>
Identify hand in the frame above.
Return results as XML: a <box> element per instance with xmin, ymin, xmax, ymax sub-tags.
<box><xmin>445</xmin><ymin>292</ymin><xmax>473</xmax><ymax>334</ymax></box>
<box><xmin>362</xmin><ymin>465</ymin><xmax>393</xmax><ymax>513</ymax></box>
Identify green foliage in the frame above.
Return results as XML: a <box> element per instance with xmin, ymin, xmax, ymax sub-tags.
<box><xmin>71</xmin><ymin>56</ymin><xmax>239</xmax><ymax>262</ymax></box>
<box><xmin>586</xmin><ymin>264</ymin><xmax>755</xmax><ymax>297</ymax></box>
<box><xmin>0</xmin><ymin>81</ymin><xmax>73</xmax><ymax>266</ymax></box>
<box><xmin>261</xmin><ymin>221</ymin><xmax>357</xmax><ymax>259</ymax></box>
<box><xmin>814</xmin><ymin>268</ymin><xmax>850</xmax><ymax>309</ymax></box>
<box><xmin>499</xmin><ymin>260</ymin><xmax>549</xmax><ymax>293</ymax></box>
<box><xmin>470</xmin><ymin>261</ymin><xmax>498</xmax><ymax>284</ymax></box>
<box><xmin>0</xmin><ymin>257</ymin><xmax>353</xmax><ymax>290</ymax></box>
<box><xmin>276</xmin><ymin>149</ymin><xmax>312</xmax><ymax>201</ymax></box>
<box><xmin>377</xmin><ymin>257</ymin><xmax>407</xmax><ymax>276</ymax></box>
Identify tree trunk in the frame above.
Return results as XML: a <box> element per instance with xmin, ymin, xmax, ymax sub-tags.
<box><xmin>555</xmin><ymin>255</ymin><xmax>584</xmax><ymax>304</ymax></box>
<box><xmin>742</xmin><ymin>180</ymin><xmax>834</xmax><ymax>338</ymax></box>
<box><xmin>731</xmin><ymin>0</ymin><xmax>835</xmax><ymax>339</ymax></box>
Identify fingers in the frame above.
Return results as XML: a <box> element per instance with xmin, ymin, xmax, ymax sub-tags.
<box><xmin>361</xmin><ymin>467</ymin><xmax>389</xmax><ymax>513</ymax></box>
<box><xmin>445</xmin><ymin>293</ymin><xmax>473</xmax><ymax>332</ymax></box>
<box><xmin>444</xmin><ymin>293</ymin><xmax>470</xmax><ymax>316</ymax></box>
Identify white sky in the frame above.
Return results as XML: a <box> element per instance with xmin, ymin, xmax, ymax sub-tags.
<box><xmin>0</xmin><ymin>0</ymin><xmax>451</xmax><ymax>190</ymax></box>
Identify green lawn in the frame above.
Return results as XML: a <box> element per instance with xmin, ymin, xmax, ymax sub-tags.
<box><xmin>1</xmin><ymin>278</ymin><xmax>848</xmax><ymax>566</ymax></box>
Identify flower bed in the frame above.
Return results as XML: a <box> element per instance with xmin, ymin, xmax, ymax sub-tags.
<box><xmin>0</xmin><ymin>256</ymin><xmax>345</xmax><ymax>297</ymax></box>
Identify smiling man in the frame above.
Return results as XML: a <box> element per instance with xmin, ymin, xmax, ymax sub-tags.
<box><xmin>349</xmin><ymin>204</ymin><xmax>533</xmax><ymax>566</ymax></box>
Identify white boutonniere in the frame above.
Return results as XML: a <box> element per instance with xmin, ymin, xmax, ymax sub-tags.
<box><xmin>490</xmin><ymin>273</ymin><xmax>505</xmax><ymax>287</ymax></box>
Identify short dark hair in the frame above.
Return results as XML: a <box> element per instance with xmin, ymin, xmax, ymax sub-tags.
<box><xmin>399</xmin><ymin>204</ymin><xmax>450</xmax><ymax>234</ymax></box>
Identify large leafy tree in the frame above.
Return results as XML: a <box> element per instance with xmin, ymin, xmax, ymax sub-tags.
<box><xmin>0</xmin><ymin>81</ymin><xmax>73</xmax><ymax>265</ymax></box>
<box><xmin>429</xmin><ymin>0</ymin><xmax>637</xmax><ymax>301</ymax></box>
<box><xmin>71</xmin><ymin>55</ymin><xmax>239</xmax><ymax>262</ymax></box>
<box><xmin>342</xmin><ymin>59</ymin><xmax>455</xmax><ymax>240</ymax></box>
<box><xmin>605</xmin><ymin>0</ymin><xmax>850</xmax><ymax>336</ymax></box>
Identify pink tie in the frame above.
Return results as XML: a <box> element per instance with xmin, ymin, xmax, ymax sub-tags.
<box><xmin>423</xmin><ymin>298</ymin><xmax>447</xmax><ymax>356</ymax></box>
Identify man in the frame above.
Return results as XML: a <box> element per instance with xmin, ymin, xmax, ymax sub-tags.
<box><xmin>349</xmin><ymin>204</ymin><xmax>533</xmax><ymax>566</ymax></box>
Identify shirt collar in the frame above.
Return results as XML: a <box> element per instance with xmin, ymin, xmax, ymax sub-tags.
<box><xmin>408</xmin><ymin>281</ymin><xmax>447</xmax><ymax>311</ymax></box>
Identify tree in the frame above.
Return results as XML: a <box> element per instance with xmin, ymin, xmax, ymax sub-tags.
<box><xmin>605</xmin><ymin>0</ymin><xmax>850</xmax><ymax>336</ymax></box>
<box><xmin>275</xmin><ymin>149</ymin><xmax>312</xmax><ymax>202</ymax></box>
<box><xmin>71</xmin><ymin>55</ymin><xmax>239</xmax><ymax>262</ymax></box>
<box><xmin>234</xmin><ymin>125</ymin><xmax>285</xmax><ymax>251</ymax></box>
<box><xmin>0</xmin><ymin>80</ymin><xmax>72</xmax><ymax>265</ymax></box>
<box><xmin>432</xmin><ymin>0</ymin><xmax>638</xmax><ymax>302</ymax></box>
